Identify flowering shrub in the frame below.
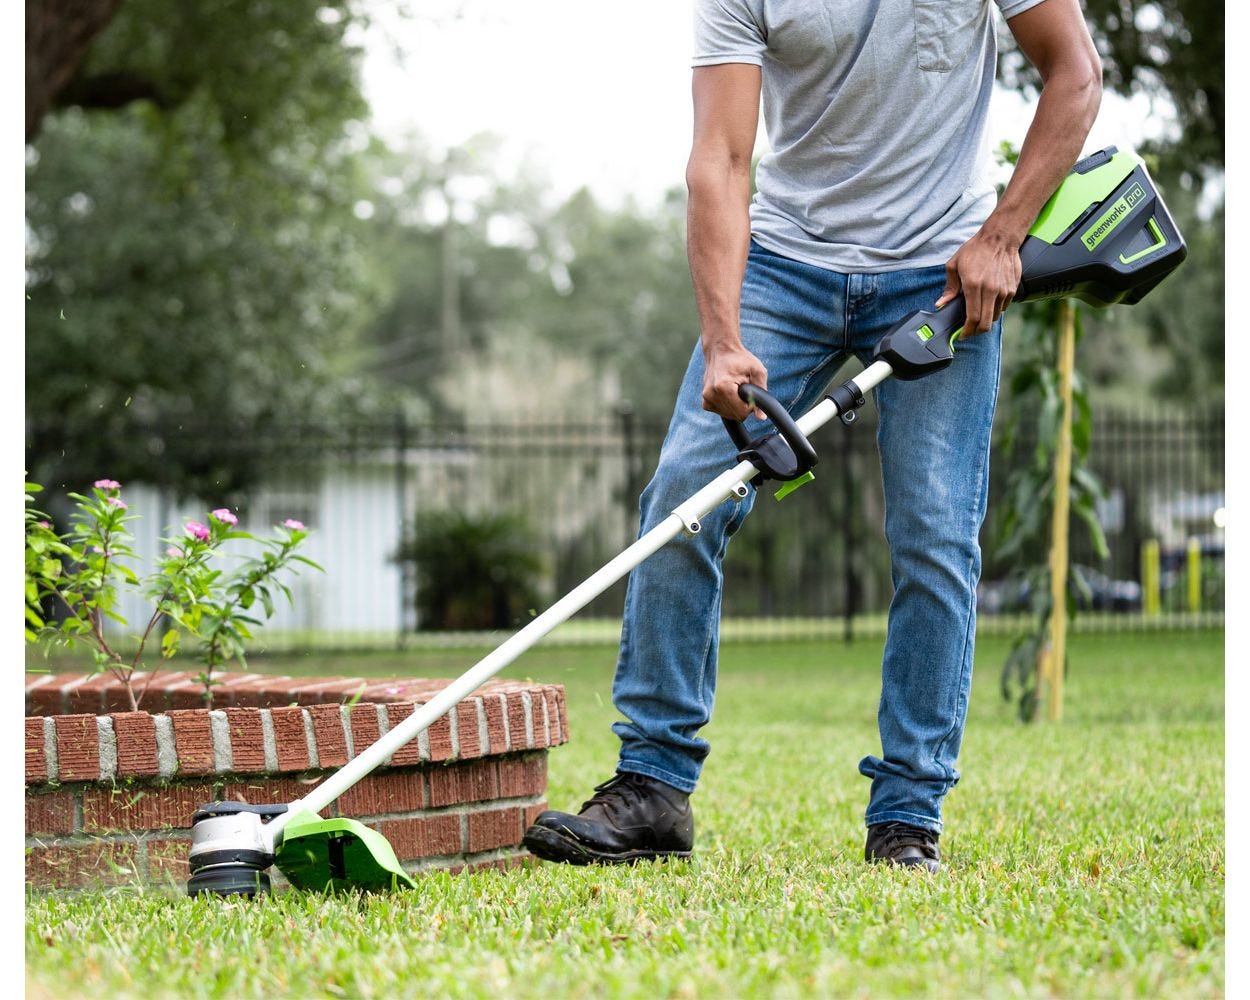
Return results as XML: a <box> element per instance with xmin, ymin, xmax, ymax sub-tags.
<box><xmin>25</xmin><ymin>479</ymin><xmax>321</xmax><ymax>710</ymax></box>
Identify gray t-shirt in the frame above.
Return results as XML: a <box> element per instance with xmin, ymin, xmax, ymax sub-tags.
<box><xmin>693</xmin><ymin>0</ymin><xmax>1049</xmax><ymax>272</ymax></box>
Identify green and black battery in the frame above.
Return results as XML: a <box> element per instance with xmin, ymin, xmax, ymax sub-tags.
<box><xmin>873</xmin><ymin>146</ymin><xmax>1187</xmax><ymax>380</ymax></box>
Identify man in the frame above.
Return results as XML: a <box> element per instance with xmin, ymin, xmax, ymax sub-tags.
<box><xmin>523</xmin><ymin>0</ymin><xmax>1101</xmax><ymax>871</ymax></box>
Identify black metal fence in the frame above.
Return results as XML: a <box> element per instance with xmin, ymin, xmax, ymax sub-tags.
<box><xmin>27</xmin><ymin>403</ymin><xmax>1224</xmax><ymax>650</ymax></box>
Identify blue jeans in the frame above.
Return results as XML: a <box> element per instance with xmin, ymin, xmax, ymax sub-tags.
<box><xmin>612</xmin><ymin>241</ymin><xmax>1002</xmax><ymax>834</ymax></box>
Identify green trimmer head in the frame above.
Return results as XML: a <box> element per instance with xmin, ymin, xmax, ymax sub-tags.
<box><xmin>274</xmin><ymin>810</ymin><xmax>417</xmax><ymax>892</ymax></box>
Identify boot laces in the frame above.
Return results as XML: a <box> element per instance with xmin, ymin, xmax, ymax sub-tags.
<box><xmin>581</xmin><ymin>773</ymin><xmax>649</xmax><ymax>813</ymax></box>
<box><xmin>873</xmin><ymin>822</ymin><xmax>939</xmax><ymax>859</ymax></box>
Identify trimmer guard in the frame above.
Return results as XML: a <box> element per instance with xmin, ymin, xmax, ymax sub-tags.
<box><xmin>274</xmin><ymin>809</ymin><xmax>417</xmax><ymax>892</ymax></box>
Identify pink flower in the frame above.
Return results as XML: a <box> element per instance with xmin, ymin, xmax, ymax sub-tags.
<box><xmin>210</xmin><ymin>508</ymin><xmax>238</xmax><ymax>526</ymax></box>
<box><xmin>185</xmin><ymin>521</ymin><xmax>210</xmax><ymax>541</ymax></box>
<box><xmin>37</xmin><ymin>521</ymin><xmax>51</xmax><ymax>529</ymax></box>
<box><xmin>165</xmin><ymin>547</ymin><xmax>181</xmax><ymax>558</ymax></box>
<box><xmin>282</xmin><ymin>519</ymin><xmax>306</xmax><ymax>531</ymax></box>
<box><xmin>107</xmin><ymin>497</ymin><xmax>128</xmax><ymax>509</ymax></box>
<box><xmin>94</xmin><ymin>479</ymin><xmax>121</xmax><ymax>490</ymax></box>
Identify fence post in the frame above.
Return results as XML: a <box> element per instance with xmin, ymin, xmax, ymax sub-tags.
<box><xmin>396</xmin><ymin>412</ymin><xmax>412</xmax><ymax>646</ymax></box>
<box><xmin>1187</xmin><ymin>536</ymin><xmax>1201</xmax><ymax>613</ymax></box>
<box><xmin>1142</xmin><ymin>539</ymin><xmax>1161</xmax><ymax>616</ymax></box>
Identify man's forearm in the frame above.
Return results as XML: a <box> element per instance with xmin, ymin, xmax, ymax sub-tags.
<box><xmin>988</xmin><ymin>14</ymin><xmax>1103</xmax><ymax>246</ymax></box>
<box><xmin>686</xmin><ymin>163</ymin><xmax>754</xmax><ymax>355</ymax></box>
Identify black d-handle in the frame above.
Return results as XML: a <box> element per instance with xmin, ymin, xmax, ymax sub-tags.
<box><xmin>721</xmin><ymin>384</ymin><xmax>819</xmax><ymax>481</ymax></box>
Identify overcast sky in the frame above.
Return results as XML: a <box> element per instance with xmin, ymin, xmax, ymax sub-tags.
<box><xmin>357</xmin><ymin>0</ymin><xmax>1179</xmax><ymax>208</ymax></box>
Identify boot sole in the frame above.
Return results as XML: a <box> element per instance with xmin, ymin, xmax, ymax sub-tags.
<box><xmin>522</xmin><ymin>825</ymin><xmax>692</xmax><ymax>866</ymax></box>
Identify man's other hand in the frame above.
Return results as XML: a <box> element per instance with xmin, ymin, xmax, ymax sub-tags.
<box><xmin>702</xmin><ymin>343</ymin><xmax>769</xmax><ymax>421</ymax></box>
<box><xmin>936</xmin><ymin>226</ymin><xmax>1023</xmax><ymax>336</ymax></box>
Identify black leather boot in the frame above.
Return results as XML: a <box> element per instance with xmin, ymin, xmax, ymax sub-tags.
<box><xmin>522</xmin><ymin>772</ymin><xmax>694</xmax><ymax>865</ymax></box>
<box><xmin>865</xmin><ymin>821</ymin><xmax>941</xmax><ymax>873</ymax></box>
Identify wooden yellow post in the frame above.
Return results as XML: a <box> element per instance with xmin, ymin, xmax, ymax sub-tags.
<box><xmin>1142</xmin><ymin>539</ymin><xmax>1161</xmax><ymax>616</ymax></box>
<box><xmin>1040</xmin><ymin>300</ymin><xmax>1076</xmax><ymax>722</ymax></box>
<box><xmin>1187</xmin><ymin>536</ymin><xmax>1202</xmax><ymax>613</ymax></box>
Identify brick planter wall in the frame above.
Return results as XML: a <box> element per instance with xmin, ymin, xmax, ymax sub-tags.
<box><xmin>25</xmin><ymin>671</ymin><xmax>568</xmax><ymax>890</ymax></box>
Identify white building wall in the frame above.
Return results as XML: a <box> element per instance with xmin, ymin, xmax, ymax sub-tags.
<box><xmin>109</xmin><ymin>467</ymin><xmax>405</xmax><ymax>644</ymax></box>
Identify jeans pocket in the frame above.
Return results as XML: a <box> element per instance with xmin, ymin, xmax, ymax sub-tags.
<box><xmin>913</xmin><ymin>0</ymin><xmax>987</xmax><ymax>72</ymax></box>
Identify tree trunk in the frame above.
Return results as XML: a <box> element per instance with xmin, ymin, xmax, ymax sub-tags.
<box><xmin>26</xmin><ymin>0</ymin><xmax>124</xmax><ymax>142</ymax></box>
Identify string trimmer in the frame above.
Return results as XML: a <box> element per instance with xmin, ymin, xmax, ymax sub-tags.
<box><xmin>187</xmin><ymin>146</ymin><xmax>1185</xmax><ymax>896</ymax></box>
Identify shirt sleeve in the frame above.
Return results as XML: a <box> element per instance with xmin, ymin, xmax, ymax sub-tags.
<box><xmin>692</xmin><ymin>0</ymin><xmax>767</xmax><ymax>67</ymax></box>
<box><xmin>995</xmin><ymin>0</ymin><xmax>1051</xmax><ymax>20</ymax></box>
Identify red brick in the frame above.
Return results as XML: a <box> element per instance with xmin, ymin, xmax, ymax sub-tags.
<box><xmin>25</xmin><ymin>791</ymin><xmax>75</xmax><ymax>835</ymax></box>
<box><xmin>139</xmin><ymin>672</ymin><xmax>198</xmax><ymax>711</ymax></box>
<box><xmin>26</xmin><ymin>841</ymin><xmax>141</xmax><ymax>889</ymax></box>
<box><xmin>65</xmin><ymin>673</ymin><xmax>116</xmax><ymax>714</ymax></box>
<box><xmin>168</xmin><ymin>710</ymin><xmax>214</xmax><ymax>776</ymax></box>
<box><xmin>146</xmin><ymin>838</ymin><xmax>192</xmax><ymax>884</ymax></box>
<box><xmin>288</xmin><ymin>678</ymin><xmax>368</xmax><ymax>705</ymax></box>
<box><xmin>506</xmin><ymin>693</ymin><xmax>529</xmax><ymax>751</ymax></box>
<box><xmin>524</xmin><ymin>800</ymin><xmax>548</xmax><ymax>831</ymax></box>
<box><xmin>54</xmin><ymin>714</ymin><xmax>100</xmax><ymax>781</ymax></box>
<box><xmin>428</xmin><ymin>714</ymin><xmax>454</xmax><ymax>762</ymax></box>
<box><xmin>379</xmin><ymin>814</ymin><xmax>462</xmax><ymax>860</ymax></box>
<box><xmin>355</xmin><ymin>681</ymin><xmax>416</xmax><ymax>703</ymax></box>
<box><xmin>337</xmin><ymin>772</ymin><xmax>427</xmax><ymax>817</ymax></box>
<box><xmin>271</xmin><ymin>706</ymin><xmax>310</xmax><ymax>771</ymax></box>
<box><xmin>110</xmin><ymin>712</ymin><xmax>159</xmax><ymax>778</ymax></box>
<box><xmin>308</xmin><ymin>704</ymin><xmax>349</xmax><ymax>768</ymax></box>
<box><xmin>223</xmin><ymin>777</ymin><xmax>319</xmax><ymax>807</ymax></box>
<box><xmin>83</xmin><ymin>783</ymin><xmax>215</xmax><ymax>833</ymax></box>
<box><xmin>557</xmin><ymin>690</ymin><xmax>569</xmax><ymax>745</ymax></box>
<box><xmin>25</xmin><ymin>718</ymin><xmax>48</xmax><ymax>784</ymax></box>
<box><xmin>467</xmin><ymin>806</ymin><xmax>524</xmax><ymax>853</ymax></box>
<box><xmin>430</xmin><ymin>759</ymin><xmax>499</xmax><ymax>808</ymax></box>
<box><xmin>532</xmin><ymin>693</ymin><xmax>550</xmax><ymax>750</ymax></box>
<box><xmin>349</xmin><ymin>704</ymin><xmax>382</xmax><ymax>758</ymax></box>
<box><xmin>456</xmin><ymin>701</ymin><xmax>482</xmax><ymax>759</ymax></box>
<box><xmin>205</xmin><ymin>673</ymin><xmax>263</xmax><ymax>707</ymax></box>
<box><xmin>257</xmin><ymin>679</ymin><xmax>314</xmax><ymax>708</ymax></box>
<box><xmin>27</xmin><ymin>673</ymin><xmax>88</xmax><ymax>716</ymax></box>
<box><xmin>103</xmin><ymin>675</ymin><xmax>141</xmax><ymax>713</ymax></box>
<box><xmin>223</xmin><ymin>708</ymin><xmax>266</xmax><ymax>773</ymax></box>
<box><xmin>381</xmin><ymin>703</ymin><xmax>424</xmax><ymax>766</ymax></box>
<box><xmin>544</xmin><ymin>688</ymin><xmax>563</xmax><ymax>745</ymax></box>
<box><xmin>483</xmin><ymin>695</ymin><xmax>507</xmax><ymax>755</ymax></box>
<box><xmin>216</xmin><ymin>676</ymin><xmax>288</xmax><ymax>708</ymax></box>
<box><xmin>168</xmin><ymin>680</ymin><xmax>213</xmax><ymax>709</ymax></box>
<box><xmin>498</xmin><ymin>754</ymin><xmax>547</xmax><ymax>799</ymax></box>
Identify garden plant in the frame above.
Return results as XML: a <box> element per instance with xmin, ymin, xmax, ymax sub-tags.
<box><xmin>25</xmin><ymin>479</ymin><xmax>319</xmax><ymax>709</ymax></box>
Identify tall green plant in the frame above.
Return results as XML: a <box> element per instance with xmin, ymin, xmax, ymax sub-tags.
<box><xmin>995</xmin><ymin>302</ymin><xmax>1109</xmax><ymax>720</ymax></box>
<box><xmin>396</xmin><ymin>511</ymin><xmax>543</xmax><ymax>631</ymax></box>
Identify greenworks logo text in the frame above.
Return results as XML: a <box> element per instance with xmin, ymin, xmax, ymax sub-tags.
<box><xmin>1082</xmin><ymin>183</ymin><xmax>1146</xmax><ymax>251</ymax></box>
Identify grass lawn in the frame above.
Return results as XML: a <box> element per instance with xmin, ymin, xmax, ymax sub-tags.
<box><xmin>26</xmin><ymin>629</ymin><xmax>1224</xmax><ymax>998</ymax></box>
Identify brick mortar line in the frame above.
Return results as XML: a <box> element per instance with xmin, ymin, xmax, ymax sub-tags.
<box><xmin>96</xmin><ymin>716</ymin><xmax>117</xmax><ymax>781</ymax></box>
<box><xmin>260</xmin><ymin>710</ymin><xmax>278</xmax><ymax>772</ymax></box>
<box><xmin>154</xmin><ymin>715</ymin><xmax>177</xmax><ymax>778</ymax></box>
<box><xmin>302</xmin><ymin>709</ymin><xmax>319</xmax><ymax>770</ymax></box>
<box><xmin>210</xmin><ymin>710</ymin><xmax>232</xmax><ymax>773</ymax></box>
<box><xmin>42</xmin><ymin>718</ymin><xmax>58</xmax><ymax>785</ymax></box>
<box><xmin>521</xmin><ymin>691</ymin><xmax>535</xmax><ymax>749</ymax></box>
<box><xmin>356</xmin><ymin>793</ymin><xmax>545</xmax><ymax>823</ymax></box>
<box><xmin>25</xmin><ymin>748</ymin><xmax>549</xmax><ymax>791</ymax></box>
